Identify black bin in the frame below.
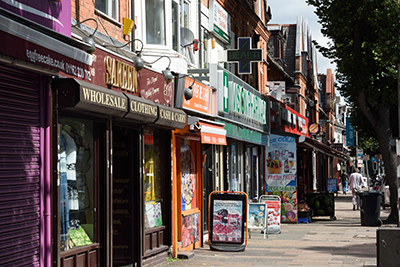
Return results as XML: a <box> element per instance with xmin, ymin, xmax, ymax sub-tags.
<box><xmin>359</xmin><ymin>191</ymin><xmax>382</xmax><ymax>226</ymax></box>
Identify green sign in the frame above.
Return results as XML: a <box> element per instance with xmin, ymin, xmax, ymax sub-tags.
<box><xmin>227</xmin><ymin>37</ymin><xmax>263</xmax><ymax>74</ymax></box>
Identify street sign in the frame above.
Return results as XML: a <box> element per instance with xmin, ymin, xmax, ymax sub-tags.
<box><xmin>375</xmin><ymin>154</ymin><xmax>382</xmax><ymax>160</ymax></box>
<box><xmin>227</xmin><ymin>37</ymin><xmax>263</xmax><ymax>75</ymax></box>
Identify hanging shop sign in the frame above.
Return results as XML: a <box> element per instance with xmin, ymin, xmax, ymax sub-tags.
<box><xmin>182</xmin><ymin>77</ymin><xmax>214</xmax><ymax>115</ymax></box>
<box><xmin>209</xmin><ymin>0</ymin><xmax>230</xmax><ymax>43</ymax></box>
<box><xmin>265</xmin><ymin>134</ymin><xmax>297</xmax><ymax>223</ymax></box>
<box><xmin>346</xmin><ymin>117</ymin><xmax>354</xmax><ymax>146</ymax></box>
<box><xmin>309</xmin><ymin>123</ymin><xmax>320</xmax><ymax>136</ymax></box>
<box><xmin>227</xmin><ymin>37</ymin><xmax>263</xmax><ymax>75</ymax></box>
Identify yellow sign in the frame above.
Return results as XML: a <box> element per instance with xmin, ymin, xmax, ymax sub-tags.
<box><xmin>123</xmin><ymin>17</ymin><xmax>134</xmax><ymax>35</ymax></box>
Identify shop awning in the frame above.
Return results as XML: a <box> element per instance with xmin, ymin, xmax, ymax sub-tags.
<box><xmin>154</xmin><ymin>104</ymin><xmax>187</xmax><ymax>129</ymax></box>
<box><xmin>301</xmin><ymin>137</ymin><xmax>350</xmax><ymax>161</ymax></box>
<box><xmin>124</xmin><ymin>93</ymin><xmax>158</xmax><ymax>123</ymax></box>
<box><xmin>52</xmin><ymin>78</ymin><xmax>128</xmax><ymax>117</ymax></box>
<box><xmin>188</xmin><ymin>116</ymin><xmax>227</xmax><ymax>145</ymax></box>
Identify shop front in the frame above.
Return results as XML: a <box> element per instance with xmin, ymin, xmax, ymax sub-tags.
<box><xmin>172</xmin><ymin>75</ymin><xmax>227</xmax><ymax>257</ymax></box>
<box><xmin>208</xmin><ymin>64</ymin><xmax>269</xmax><ymax>202</ymax></box>
<box><xmin>266</xmin><ymin>96</ymin><xmax>309</xmax><ymax>223</ymax></box>
<box><xmin>52</xmin><ymin>47</ymin><xmax>186</xmax><ymax>267</ymax></box>
<box><xmin>0</xmin><ymin>5</ymin><xmax>93</xmax><ymax>267</ymax></box>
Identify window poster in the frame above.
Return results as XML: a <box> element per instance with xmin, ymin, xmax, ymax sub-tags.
<box><xmin>211</xmin><ymin>200</ymin><xmax>243</xmax><ymax>243</ymax></box>
<box><xmin>265</xmin><ymin>134</ymin><xmax>297</xmax><ymax>223</ymax></box>
<box><xmin>181</xmin><ymin>212</ymin><xmax>200</xmax><ymax>248</ymax></box>
<box><xmin>181</xmin><ymin>139</ymin><xmax>197</xmax><ymax>211</ymax></box>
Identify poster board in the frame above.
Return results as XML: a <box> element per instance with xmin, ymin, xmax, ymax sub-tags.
<box><xmin>259</xmin><ymin>195</ymin><xmax>281</xmax><ymax>234</ymax></box>
<box><xmin>248</xmin><ymin>203</ymin><xmax>268</xmax><ymax>239</ymax></box>
<box><xmin>209</xmin><ymin>191</ymin><xmax>247</xmax><ymax>252</ymax></box>
<box><xmin>327</xmin><ymin>179</ymin><xmax>337</xmax><ymax>193</ymax></box>
<box><xmin>265</xmin><ymin>134</ymin><xmax>297</xmax><ymax>223</ymax></box>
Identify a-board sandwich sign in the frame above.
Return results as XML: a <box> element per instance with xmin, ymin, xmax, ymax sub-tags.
<box><xmin>209</xmin><ymin>191</ymin><xmax>248</xmax><ymax>252</ymax></box>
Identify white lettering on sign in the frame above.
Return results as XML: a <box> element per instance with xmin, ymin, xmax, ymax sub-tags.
<box><xmin>230</xmin><ymin>81</ymin><xmax>266</xmax><ymax>124</ymax></box>
<box><xmin>25</xmin><ymin>49</ymin><xmax>91</xmax><ymax>81</ymax></box>
<box><xmin>82</xmin><ymin>87</ymin><xmax>127</xmax><ymax>109</ymax></box>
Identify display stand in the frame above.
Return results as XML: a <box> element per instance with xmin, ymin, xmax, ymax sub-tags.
<box><xmin>247</xmin><ymin>203</ymin><xmax>268</xmax><ymax>239</ymax></box>
<box><xmin>259</xmin><ymin>195</ymin><xmax>281</xmax><ymax>234</ymax></box>
<box><xmin>306</xmin><ymin>191</ymin><xmax>336</xmax><ymax>220</ymax></box>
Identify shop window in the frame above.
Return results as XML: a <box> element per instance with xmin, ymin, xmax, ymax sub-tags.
<box><xmin>144</xmin><ymin>130</ymin><xmax>163</xmax><ymax>229</ymax></box>
<box><xmin>145</xmin><ymin>0</ymin><xmax>166</xmax><ymax>45</ymax></box>
<box><xmin>95</xmin><ymin>0</ymin><xmax>118</xmax><ymax>20</ymax></box>
<box><xmin>58</xmin><ymin>117</ymin><xmax>94</xmax><ymax>251</ymax></box>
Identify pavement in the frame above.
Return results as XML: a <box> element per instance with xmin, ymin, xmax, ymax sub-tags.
<box><xmin>161</xmin><ymin>193</ymin><xmax>399</xmax><ymax>267</ymax></box>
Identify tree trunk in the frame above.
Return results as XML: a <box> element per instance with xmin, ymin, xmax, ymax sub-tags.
<box><xmin>358</xmin><ymin>91</ymin><xmax>399</xmax><ymax>224</ymax></box>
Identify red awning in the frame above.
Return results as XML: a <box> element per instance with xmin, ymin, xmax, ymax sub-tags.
<box><xmin>197</xmin><ymin>121</ymin><xmax>227</xmax><ymax>145</ymax></box>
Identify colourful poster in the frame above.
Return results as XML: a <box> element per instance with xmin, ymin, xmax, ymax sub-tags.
<box><xmin>181</xmin><ymin>139</ymin><xmax>197</xmax><ymax>211</ymax></box>
<box><xmin>181</xmin><ymin>212</ymin><xmax>200</xmax><ymax>247</ymax></box>
<box><xmin>265</xmin><ymin>134</ymin><xmax>297</xmax><ymax>223</ymax></box>
<box><xmin>212</xmin><ymin>200</ymin><xmax>243</xmax><ymax>243</ymax></box>
<box><xmin>248</xmin><ymin>203</ymin><xmax>267</xmax><ymax>229</ymax></box>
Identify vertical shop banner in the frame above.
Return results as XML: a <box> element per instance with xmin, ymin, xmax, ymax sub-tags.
<box><xmin>265</xmin><ymin>134</ymin><xmax>297</xmax><ymax>223</ymax></box>
<box><xmin>346</xmin><ymin>117</ymin><xmax>354</xmax><ymax>146</ymax></box>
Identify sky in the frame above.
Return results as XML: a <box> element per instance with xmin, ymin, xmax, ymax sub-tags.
<box><xmin>267</xmin><ymin>0</ymin><xmax>336</xmax><ymax>76</ymax></box>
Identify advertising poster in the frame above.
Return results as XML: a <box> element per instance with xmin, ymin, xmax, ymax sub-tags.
<box><xmin>260</xmin><ymin>196</ymin><xmax>281</xmax><ymax>234</ymax></box>
<box><xmin>265</xmin><ymin>134</ymin><xmax>297</xmax><ymax>223</ymax></box>
<box><xmin>212</xmin><ymin>200</ymin><xmax>243</xmax><ymax>243</ymax></box>
<box><xmin>181</xmin><ymin>139</ymin><xmax>197</xmax><ymax>211</ymax></box>
<box><xmin>248</xmin><ymin>203</ymin><xmax>267</xmax><ymax>230</ymax></box>
<box><xmin>181</xmin><ymin>212</ymin><xmax>200</xmax><ymax>248</ymax></box>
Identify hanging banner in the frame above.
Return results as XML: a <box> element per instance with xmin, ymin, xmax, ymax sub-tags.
<box><xmin>265</xmin><ymin>134</ymin><xmax>297</xmax><ymax>223</ymax></box>
<box><xmin>346</xmin><ymin>117</ymin><xmax>354</xmax><ymax>146</ymax></box>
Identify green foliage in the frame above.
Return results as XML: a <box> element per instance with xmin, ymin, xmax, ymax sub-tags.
<box><xmin>306</xmin><ymin>0</ymin><xmax>400</xmax><ymax>135</ymax></box>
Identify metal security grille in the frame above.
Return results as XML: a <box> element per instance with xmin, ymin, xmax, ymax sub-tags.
<box><xmin>0</xmin><ymin>64</ymin><xmax>42</xmax><ymax>266</ymax></box>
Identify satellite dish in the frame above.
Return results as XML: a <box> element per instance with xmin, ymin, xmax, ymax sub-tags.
<box><xmin>180</xmin><ymin>27</ymin><xmax>195</xmax><ymax>48</ymax></box>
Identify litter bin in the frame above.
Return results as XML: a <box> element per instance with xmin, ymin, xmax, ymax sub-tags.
<box><xmin>359</xmin><ymin>191</ymin><xmax>382</xmax><ymax>226</ymax></box>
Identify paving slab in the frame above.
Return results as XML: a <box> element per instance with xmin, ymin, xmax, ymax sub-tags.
<box><xmin>162</xmin><ymin>193</ymin><xmax>398</xmax><ymax>267</ymax></box>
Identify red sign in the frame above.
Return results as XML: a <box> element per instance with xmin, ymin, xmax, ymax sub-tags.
<box><xmin>79</xmin><ymin>48</ymin><xmax>174</xmax><ymax>106</ymax></box>
<box><xmin>309</xmin><ymin>123</ymin><xmax>320</xmax><ymax>135</ymax></box>
<box><xmin>269</xmin><ymin>96</ymin><xmax>309</xmax><ymax>137</ymax></box>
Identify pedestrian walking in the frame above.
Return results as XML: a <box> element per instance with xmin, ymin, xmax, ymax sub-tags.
<box><xmin>349</xmin><ymin>167</ymin><xmax>363</xmax><ymax>210</ymax></box>
<box><xmin>341</xmin><ymin>171</ymin><xmax>349</xmax><ymax>195</ymax></box>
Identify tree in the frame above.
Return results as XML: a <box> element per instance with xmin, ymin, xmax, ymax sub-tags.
<box><xmin>306</xmin><ymin>0</ymin><xmax>400</xmax><ymax>224</ymax></box>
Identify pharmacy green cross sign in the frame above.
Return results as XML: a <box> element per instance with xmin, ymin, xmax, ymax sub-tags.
<box><xmin>227</xmin><ymin>37</ymin><xmax>263</xmax><ymax>74</ymax></box>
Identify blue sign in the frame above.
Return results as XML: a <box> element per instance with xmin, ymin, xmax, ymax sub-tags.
<box><xmin>346</xmin><ymin>117</ymin><xmax>354</xmax><ymax>146</ymax></box>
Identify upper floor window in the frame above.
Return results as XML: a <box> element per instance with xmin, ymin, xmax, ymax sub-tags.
<box><xmin>95</xmin><ymin>0</ymin><xmax>118</xmax><ymax>19</ymax></box>
<box><xmin>146</xmin><ymin>0</ymin><xmax>166</xmax><ymax>45</ymax></box>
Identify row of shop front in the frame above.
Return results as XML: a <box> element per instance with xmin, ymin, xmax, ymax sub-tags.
<box><xmin>0</xmin><ymin>7</ymin><xmax>349</xmax><ymax>267</ymax></box>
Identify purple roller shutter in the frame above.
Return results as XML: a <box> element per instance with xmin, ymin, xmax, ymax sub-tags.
<box><xmin>0</xmin><ymin>64</ymin><xmax>41</xmax><ymax>267</ymax></box>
